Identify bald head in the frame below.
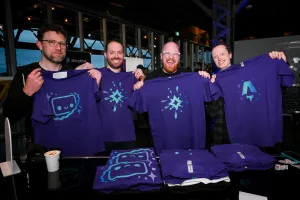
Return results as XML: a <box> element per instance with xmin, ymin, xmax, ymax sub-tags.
<box><xmin>162</xmin><ymin>42</ymin><xmax>180</xmax><ymax>52</ymax></box>
<box><xmin>160</xmin><ymin>42</ymin><xmax>180</xmax><ymax>73</ymax></box>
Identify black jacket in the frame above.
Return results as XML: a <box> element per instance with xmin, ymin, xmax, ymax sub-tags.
<box><xmin>147</xmin><ymin>68</ymin><xmax>186</xmax><ymax>80</ymax></box>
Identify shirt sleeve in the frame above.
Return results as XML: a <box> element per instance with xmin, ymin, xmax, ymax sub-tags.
<box><xmin>31</xmin><ymin>89</ymin><xmax>53</xmax><ymax>123</ymax></box>
<box><xmin>127</xmin><ymin>88</ymin><xmax>148</xmax><ymax>113</ymax></box>
<box><xmin>277</xmin><ymin>59</ymin><xmax>295</xmax><ymax>86</ymax></box>
<box><xmin>2</xmin><ymin>70</ymin><xmax>33</xmax><ymax>123</ymax></box>
<box><xmin>199</xmin><ymin>77</ymin><xmax>221</xmax><ymax>102</ymax></box>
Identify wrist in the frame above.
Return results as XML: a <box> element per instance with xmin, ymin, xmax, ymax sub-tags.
<box><xmin>23</xmin><ymin>87</ymin><xmax>33</xmax><ymax>97</ymax></box>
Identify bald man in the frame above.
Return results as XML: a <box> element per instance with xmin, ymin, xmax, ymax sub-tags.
<box><xmin>148</xmin><ymin>42</ymin><xmax>209</xmax><ymax>79</ymax></box>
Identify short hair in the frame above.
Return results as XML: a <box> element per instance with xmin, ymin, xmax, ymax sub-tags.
<box><xmin>104</xmin><ymin>39</ymin><xmax>124</xmax><ymax>52</ymax></box>
<box><xmin>37</xmin><ymin>23</ymin><xmax>68</xmax><ymax>41</ymax></box>
<box><xmin>136</xmin><ymin>64</ymin><xmax>144</xmax><ymax>69</ymax></box>
<box><xmin>212</xmin><ymin>43</ymin><xmax>232</xmax><ymax>54</ymax></box>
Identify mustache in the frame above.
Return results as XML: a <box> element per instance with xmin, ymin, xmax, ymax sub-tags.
<box><xmin>166</xmin><ymin>59</ymin><xmax>175</xmax><ymax>62</ymax></box>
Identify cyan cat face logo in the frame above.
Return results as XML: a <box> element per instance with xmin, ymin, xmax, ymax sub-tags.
<box><xmin>48</xmin><ymin>93</ymin><xmax>81</xmax><ymax>120</ymax></box>
<box><xmin>102</xmin><ymin>81</ymin><xmax>129</xmax><ymax>112</ymax></box>
<box><xmin>238</xmin><ymin>80</ymin><xmax>260</xmax><ymax>102</ymax></box>
<box><xmin>109</xmin><ymin>148</ymin><xmax>155</xmax><ymax>164</ymax></box>
<box><xmin>161</xmin><ymin>86</ymin><xmax>189</xmax><ymax>119</ymax></box>
<box><xmin>100</xmin><ymin>149</ymin><xmax>157</xmax><ymax>183</ymax></box>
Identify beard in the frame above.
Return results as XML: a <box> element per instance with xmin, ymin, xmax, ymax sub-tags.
<box><xmin>162</xmin><ymin>60</ymin><xmax>180</xmax><ymax>73</ymax></box>
<box><xmin>42</xmin><ymin>51</ymin><xmax>65</xmax><ymax>64</ymax></box>
<box><xmin>107</xmin><ymin>58</ymin><xmax>123</xmax><ymax>70</ymax></box>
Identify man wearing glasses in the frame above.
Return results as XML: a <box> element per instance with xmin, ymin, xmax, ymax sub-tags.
<box><xmin>147</xmin><ymin>42</ymin><xmax>210</xmax><ymax>79</ymax></box>
<box><xmin>3</xmin><ymin>23</ymin><xmax>100</xmax><ymax>147</ymax></box>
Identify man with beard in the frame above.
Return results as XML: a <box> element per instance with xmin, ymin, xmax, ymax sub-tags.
<box><xmin>147</xmin><ymin>42</ymin><xmax>210</xmax><ymax>79</ymax></box>
<box><xmin>97</xmin><ymin>40</ymin><xmax>145</xmax><ymax>153</ymax></box>
<box><xmin>128</xmin><ymin>41</ymin><xmax>217</xmax><ymax>153</ymax></box>
<box><xmin>3</xmin><ymin>23</ymin><xmax>100</xmax><ymax>144</ymax></box>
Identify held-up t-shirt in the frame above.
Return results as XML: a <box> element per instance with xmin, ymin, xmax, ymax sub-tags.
<box><xmin>214</xmin><ymin>54</ymin><xmax>295</xmax><ymax>146</ymax></box>
<box><xmin>97</xmin><ymin>68</ymin><xmax>136</xmax><ymax>142</ymax></box>
<box><xmin>32</xmin><ymin>69</ymin><xmax>105</xmax><ymax>156</ymax></box>
<box><xmin>128</xmin><ymin>72</ymin><xmax>219</xmax><ymax>153</ymax></box>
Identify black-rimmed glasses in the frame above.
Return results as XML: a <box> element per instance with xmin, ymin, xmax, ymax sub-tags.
<box><xmin>41</xmin><ymin>40</ymin><xmax>67</xmax><ymax>48</ymax></box>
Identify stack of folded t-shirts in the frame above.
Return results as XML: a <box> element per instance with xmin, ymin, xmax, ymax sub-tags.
<box><xmin>159</xmin><ymin>149</ymin><xmax>230</xmax><ymax>187</ymax></box>
<box><xmin>93</xmin><ymin>148</ymin><xmax>163</xmax><ymax>194</ymax></box>
<box><xmin>210</xmin><ymin>144</ymin><xmax>276</xmax><ymax>171</ymax></box>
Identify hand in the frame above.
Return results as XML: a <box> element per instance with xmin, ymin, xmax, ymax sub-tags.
<box><xmin>211</xmin><ymin>74</ymin><xmax>216</xmax><ymax>83</ymax></box>
<box><xmin>133</xmin><ymin>81</ymin><xmax>144</xmax><ymax>91</ymax></box>
<box><xmin>23</xmin><ymin>68</ymin><xmax>44</xmax><ymax>96</ymax></box>
<box><xmin>132</xmin><ymin>69</ymin><xmax>145</xmax><ymax>81</ymax></box>
<box><xmin>88</xmin><ymin>69</ymin><xmax>102</xmax><ymax>87</ymax></box>
<box><xmin>198</xmin><ymin>70</ymin><xmax>210</xmax><ymax>79</ymax></box>
<box><xmin>75</xmin><ymin>62</ymin><xmax>94</xmax><ymax>70</ymax></box>
<box><xmin>269</xmin><ymin>51</ymin><xmax>287</xmax><ymax>62</ymax></box>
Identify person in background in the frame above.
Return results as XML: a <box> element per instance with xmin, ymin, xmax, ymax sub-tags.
<box><xmin>3</xmin><ymin>23</ymin><xmax>100</xmax><ymax>146</ymax></box>
<box><xmin>206</xmin><ymin>43</ymin><xmax>287</xmax><ymax>145</ymax></box>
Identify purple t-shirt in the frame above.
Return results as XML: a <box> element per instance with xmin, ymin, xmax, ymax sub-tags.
<box><xmin>215</xmin><ymin>54</ymin><xmax>295</xmax><ymax>146</ymax></box>
<box><xmin>210</xmin><ymin>144</ymin><xmax>276</xmax><ymax>171</ymax></box>
<box><xmin>97</xmin><ymin>68</ymin><xmax>136</xmax><ymax>142</ymax></box>
<box><xmin>93</xmin><ymin>148</ymin><xmax>162</xmax><ymax>193</ymax></box>
<box><xmin>128</xmin><ymin>72</ymin><xmax>220</xmax><ymax>153</ymax></box>
<box><xmin>32</xmin><ymin>69</ymin><xmax>105</xmax><ymax>156</ymax></box>
<box><xmin>159</xmin><ymin>149</ymin><xmax>228</xmax><ymax>184</ymax></box>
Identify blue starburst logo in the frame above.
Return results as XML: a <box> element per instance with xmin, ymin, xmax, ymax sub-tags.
<box><xmin>103</xmin><ymin>81</ymin><xmax>128</xmax><ymax>112</ymax></box>
<box><xmin>161</xmin><ymin>86</ymin><xmax>189</xmax><ymax>119</ymax></box>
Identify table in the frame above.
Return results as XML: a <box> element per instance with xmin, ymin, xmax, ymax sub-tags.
<box><xmin>1</xmin><ymin>155</ymin><xmax>299</xmax><ymax>200</ymax></box>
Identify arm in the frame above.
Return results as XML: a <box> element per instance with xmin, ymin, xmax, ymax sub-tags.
<box><xmin>3</xmin><ymin>71</ymin><xmax>33</xmax><ymax>123</ymax></box>
<box><xmin>3</xmin><ymin>68</ymin><xmax>43</xmax><ymax>123</ymax></box>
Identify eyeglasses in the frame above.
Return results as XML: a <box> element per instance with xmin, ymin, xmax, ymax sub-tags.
<box><xmin>162</xmin><ymin>51</ymin><xmax>180</xmax><ymax>57</ymax></box>
<box><xmin>41</xmin><ymin>40</ymin><xmax>67</xmax><ymax>48</ymax></box>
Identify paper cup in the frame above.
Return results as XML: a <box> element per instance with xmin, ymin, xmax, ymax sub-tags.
<box><xmin>48</xmin><ymin>171</ymin><xmax>61</xmax><ymax>190</ymax></box>
<box><xmin>44</xmin><ymin>150</ymin><xmax>61</xmax><ymax>172</ymax></box>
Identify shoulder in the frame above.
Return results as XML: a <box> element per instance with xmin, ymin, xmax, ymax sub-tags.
<box><xmin>147</xmin><ymin>70</ymin><xmax>160</xmax><ymax>80</ymax></box>
<box><xmin>16</xmin><ymin>62</ymin><xmax>40</xmax><ymax>76</ymax></box>
<box><xmin>61</xmin><ymin>63</ymin><xmax>75</xmax><ymax>70</ymax></box>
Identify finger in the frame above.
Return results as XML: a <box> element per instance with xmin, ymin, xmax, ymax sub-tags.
<box><xmin>31</xmin><ymin>68</ymin><xmax>42</xmax><ymax>77</ymax></box>
<box><xmin>34</xmin><ymin>71</ymin><xmax>42</xmax><ymax>79</ymax></box>
<box><xmin>37</xmin><ymin>79</ymin><xmax>44</xmax><ymax>85</ymax></box>
<box><xmin>31</xmin><ymin>68</ymin><xmax>42</xmax><ymax>75</ymax></box>
<box><xmin>36</xmin><ymin>76</ymin><xmax>43</xmax><ymax>82</ymax></box>
<box><xmin>282</xmin><ymin>54</ymin><xmax>287</xmax><ymax>62</ymax></box>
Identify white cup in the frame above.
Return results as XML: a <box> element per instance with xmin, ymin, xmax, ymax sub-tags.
<box><xmin>44</xmin><ymin>150</ymin><xmax>61</xmax><ymax>172</ymax></box>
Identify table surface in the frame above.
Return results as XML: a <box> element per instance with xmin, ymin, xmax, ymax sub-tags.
<box><xmin>1</xmin><ymin>155</ymin><xmax>299</xmax><ymax>200</ymax></box>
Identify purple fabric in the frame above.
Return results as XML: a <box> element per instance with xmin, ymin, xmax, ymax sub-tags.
<box><xmin>32</xmin><ymin>69</ymin><xmax>105</xmax><ymax>156</ymax></box>
<box><xmin>159</xmin><ymin>149</ymin><xmax>228</xmax><ymax>184</ymax></box>
<box><xmin>210</xmin><ymin>143</ymin><xmax>276</xmax><ymax>171</ymax></box>
<box><xmin>97</xmin><ymin>68</ymin><xmax>136</xmax><ymax>142</ymax></box>
<box><xmin>215</xmin><ymin>54</ymin><xmax>295</xmax><ymax>146</ymax></box>
<box><xmin>128</xmin><ymin>72</ymin><xmax>220</xmax><ymax>153</ymax></box>
<box><xmin>93</xmin><ymin>148</ymin><xmax>163</xmax><ymax>193</ymax></box>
